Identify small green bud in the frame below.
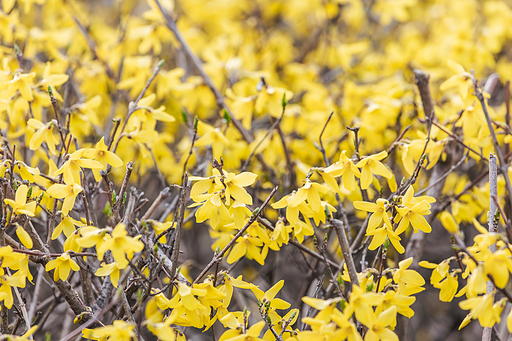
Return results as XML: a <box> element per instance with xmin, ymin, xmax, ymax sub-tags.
<box><xmin>112</xmin><ymin>190</ymin><xmax>117</xmax><ymax>205</ymax></box>
<box><xmin>324</xmin><ymin>205</ymin><xmax>331</xmax><ymax>218</ymax></box>
<box><xmin>383</xmin><ymin>238</ymin><xmax>389</xmax><ymax>249</ymax></box>
<box><xmin>340</xmin><ymin>299</ymin><xmax>346</xmax><ymax>310</ymax></box>
<box><xmin>157</xmin><ymin>59</ymin><xmax>165</xmax><ymax>68</ymax></box>
<box><xmin>27</xmin><ymin>186</ymin><xmax>33</xmax><ymax>198</ymax></box>
<box><xmin>281</xmin><ymin>93</ymin><xmax>287</xmax><ymax>110</ymax></box>
<box><xmin>267</xmin><ymin>316</ymin><xmax>272</xmax><ymax>324</ymax></box>
<box><xmin>194</xmin><ymin>116</ymin><xmax>199</xmax><ymax>131</ymax></box>
<box><xmin>47</xmin><ymin>85</ymin><xmax>54</xmax><ymax>97</ymax></box>
<box><xmin>251</xmin><ymin>207</ymin><xmax>260</xmax><ymax>217</ymax></box>
<box><xmin>122</xmin><ymin>192</ymin><xmax>127</xmax><ymax>205</ymax></box>
<box><xmin>337</xmin><ymin>272</ymin><xmax>344</xmax><ymax>286</ymax></box>
<box><xmin>137</xmin><ymin>289</ymin><xmax>143</xmax><ymax>301</ymax></box>
<box><xmin>181</xmin><ymin>109</ymin><xmax>188</xmax><ymax>123</ymax></box>
<box><xmin>366</xmin><ymin>282</ymin><xmax>374</xmax><ymax>292</ymax></box>
<box><xmin>153</xmin><ymin>243</ymin><xmax>159</xmax><ymax>253</ymax></box>
<box><xmin>223</xmin><ymin>109</ymin><xmax>231</xmax><ymax>123</ymax></box>
<box><xmin>103</xmin><ymin>202</ymin><xmax>112</xmax><ymax>217</ymax></box>
<box><xmin>45</xmin><ymin>332</ymin><xmax>52</xmax><ymax>341</ymax></box>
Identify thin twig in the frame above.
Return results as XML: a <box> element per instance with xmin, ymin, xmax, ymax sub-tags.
<box><xmin>80</xmin><ymin>171</ymin><xmax>91</xmax><ymax>225</ymax></box>
<box><xmin>318</xmin><ymin>112</ymin><xmax>334</xmax><ymax>166</ymax></box>
<box><xmin>169</xmin><ymin>173</ymin><xmax>188</xmax><ymax>283</ymax></box>
<box><xmin>386</xmin><ymin>125</ymin><xmax>411</xmax><ymax>158</ymax></box>
<box><xmin>241</xmin><ymin>114</ymin><xmax>283</xmax><ymax>172</ymax></box>
<box><xmin>416</xmin><ymin>151</ymin><xmax>468</xmax><ymax>196</ymax></box>
<box><xmin>472</xmin><ymin>71</ymin><xmax>512</xmax><ymax>212</ymax></box>
<box><xmin>114</xmin><ymin>162</ymin><xmax>134</xmax><ymax>222</ymax></box>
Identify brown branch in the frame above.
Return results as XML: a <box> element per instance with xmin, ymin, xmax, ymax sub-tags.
<box><xmin>114</xmin><ymin>161</ymin><xmax>134</xmax><ymax>222</ymax></box>
<box><xmin>169</xmin><ymin>173</ymin><xmax>188</xmax><ymax>283</ymax></box>
<box><xmin>48</xmin><ymin>88</ymin><xmax>67</xmax><ymax>148</ymax></box>
<box><xmin>11</xmin><ymin>249</ymin><xmax>96</xmax><ymax>258</ymax></box>
<box><xmin>483</xmin><ymin>154</ymin><xmax>498</xmax><ymax>341</ymax></box>
<box><xmin>331</xmin><ymin>219</ymin><xmax>359</xmax><ymax>288</ymax></box>
<box><xmin>414</xmin><ymin>69</ymin><xmax>436</xmax><ymax>121</ymax></box>
<box><xmin>80</xmin><ymin>171</ymin><xmax>91</xmax><ymax>225</ymax></box>
<box><xmin>47</xmin><ymin>174</ymin><xmax>63</xmax><ymax>246</ymax></box>
<box><xmin>141</xmin><ymin>186</ymin><xmax>172</xmax><ymax>222</ymax></box>
<box><xmin>107</xmin><ymin>118</ymin><xmax>121</xmax><ymax>151</ymax></box>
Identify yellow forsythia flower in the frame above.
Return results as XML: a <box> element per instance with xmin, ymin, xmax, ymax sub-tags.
<box><xmin>45</xmin><ymin>253</ymin><xmax>80</xmax><ymax>282</ymax></box>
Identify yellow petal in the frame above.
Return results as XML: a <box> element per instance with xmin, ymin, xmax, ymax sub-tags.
<box><xmin>16</xmin><ymin>225</ymin><xmax>33</xmax><ymax>249</ymax></box>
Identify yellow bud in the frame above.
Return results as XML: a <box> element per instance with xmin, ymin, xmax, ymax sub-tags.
<box><xmin>458</xmin><ymin>314</ymin><xmax>473</xmax><ymax>330</ymax></box>
<box><xmin>439</xmin><ymin>211</ymin><xmax>459</xmax><ymax>233</ymax></box>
